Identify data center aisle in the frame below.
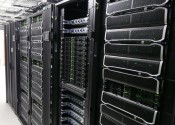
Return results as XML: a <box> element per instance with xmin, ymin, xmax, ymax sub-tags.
<box><xmin>0</xmin><ymin>66</ymin><xmax>21</xmax><ymax>125</ymax></box>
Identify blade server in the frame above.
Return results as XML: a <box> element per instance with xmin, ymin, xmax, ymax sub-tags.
<box><xmin>99</xmin><ymin>0</ymin><xmax>175</xmax><ymax>125</ymax></box>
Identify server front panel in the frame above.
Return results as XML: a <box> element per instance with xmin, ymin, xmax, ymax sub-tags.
<box><xmin>99</xmin><ymin>0</ymin><xmax>174</xmax><ymax>125</ymax></box>
<box><xmin>30</xmin><ymin>13</ymin><xmax>44</xmax><ymax>125</ymax></box>
<box><xmin>19</xmin><ymin>19</ymin><xmax>31</xmax><ymax>124</ymax></box>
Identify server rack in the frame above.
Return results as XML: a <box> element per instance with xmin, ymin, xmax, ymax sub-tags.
<box><xmin>4</xmin><ymin>22</ymin><xmax>19</xmax><ymax>115</ymax></box>
<box><xmin>4</xmin><ymin>1</ymin><xmax>175</xmax><ymax>125</ymax></box>
<box><xmin>29</xmin><ymin>4</ymin><xmax>58</xmax><ymax>125</ymax></box>
<box><xmin>15</xmin><ymin>5</ymin><xmax>58</xmax><ymax>125</ymax></box>
<box><xmin>10</xmin><ymin>22</ymin><xmax>19</xmax><ymax>114</ymax></box>
<box><xmin>18</xmin><ymin>18</ymin><xmax>31</xmax><ymax>125</ymax></box>
<box><xmin>5</xmin><ymin>24</ymin><xmax>11</xmax><ymax>106</ymax></box>
<box><xmin>55</xmin><ymin>0</ymin><xmax>100</xmax><ymax>125</ymax></box>
<box><xmin>5</xmin><ymin>4</ymin><xmax>58</xmax><ymax>125</ymax></box>
<box><xmin>99</xmin><ymin>0</ymin><xmax>175</xmax><ymax>125</ymax></box>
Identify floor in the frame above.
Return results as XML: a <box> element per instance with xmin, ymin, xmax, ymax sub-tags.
<box><xmin>0</xmin><ymin>66</ymin><xmax>21</xmax><ymax>125</ymax></box>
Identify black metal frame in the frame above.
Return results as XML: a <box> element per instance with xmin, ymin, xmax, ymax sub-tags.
<box><xmin>55</xmin><ymin>0</ymin><xmax>101</xmax><ymax>125</ymax></box>
<box><xmin>159</xmin><ymin>0</ymin><xmax>175</xmax><ymax>124</ymax></box>
<box><xmin>28</xmin><ymin>5</ymin><xmax>57</xmax><ymax>125</ymax></box>
<box><xmin>5</xmin><ymin>4</ymin><xmax>58</xmax><ymax>125</ymax></box>
<box><xmin>4</xmin><ymin>1</ymin><xmax>175</xmax><ymax>125</ymax></box>
<box><xmin>10</xmin><ymin>22</ymin><xmax>18</xmax><ymax>114</ymax></box>
<box><xmin>4</xmin><ymin>24</ymin><xmax>11</xmax><ymax>105</ymax></box>
<box><xmin>52</xmin><ymin>4</ymin><xmax>60</xmax><ymax>125</ymax></box>
<box><xmin>4</xmin><ymin>22</ymin><xmax>19</xmax><ymax>115</ymax></box>
<box><xmin>17</xmin><ymin>17</ymin><xmax>31</xmax><ymax>125</ymax></box>
<box><xmin>97</xmin><ymin>0</ymin><xmax>175</xmax><ymax>125</ymax></box>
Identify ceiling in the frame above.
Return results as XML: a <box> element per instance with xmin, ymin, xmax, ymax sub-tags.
<box><xmin>0</xmin><ymin>0</ymin><xmax>52</xmax><ymax>30</ymax></box>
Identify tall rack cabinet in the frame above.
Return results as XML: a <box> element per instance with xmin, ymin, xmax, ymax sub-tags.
<box><xmin>4</xmin><ymin>1</ymin><xmax>175</xmax><ymax>125</ymax></box>
<box><xmin>29</xmin><ymin>5</ymin><xmax>58</xmax><ymax>125</ymax></box>
<box><xmin>5</xmin><ymin>4</ymin><xmax>59</xmax><ymax>125</ymax></box>
<box><xmin>55</xmin><ymin>0</ymin><xmax>101</xmax><ymax>125</ymax></box>
<box><xmin>98</xmin><ymin>0</ymin><xmax>175</xmax><ymax>125</ymax></box>
<box><xmin>4</xmin><ymin>22</ymin><xmax>19</xmax><ymax>115</ymax></box>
